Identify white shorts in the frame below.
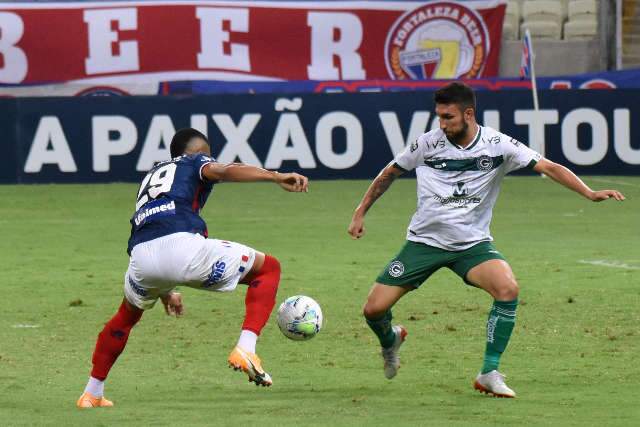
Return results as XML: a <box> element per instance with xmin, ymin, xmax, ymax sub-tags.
<box><xmin>124</xmin><ymin>232</ymin><xmax>256</xmax><ymax>310</ymax></box>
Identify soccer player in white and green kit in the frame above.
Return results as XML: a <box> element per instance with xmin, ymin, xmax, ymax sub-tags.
<box><xmin>348</xmin><ymin>82</ymin><xmax>625</xmax><ymax>398</ymax></box>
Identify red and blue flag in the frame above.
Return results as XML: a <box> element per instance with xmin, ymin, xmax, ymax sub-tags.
<box><xmin>519</xmin><ymin>30</ymin><xmax>533</xmax><ymax>80</ymax></box>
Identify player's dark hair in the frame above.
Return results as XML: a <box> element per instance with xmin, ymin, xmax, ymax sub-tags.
<box><xmin>170</xmin><ymin>128</ymin><xmax>209</xmax><ymax>158</ymax></box>
<box><xmin>434</xmin><ymin>82</ymin><xmax>476</xmax><ymax>112</ymax></box>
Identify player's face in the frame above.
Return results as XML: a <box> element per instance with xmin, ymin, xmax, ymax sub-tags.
<box><xmin>436</xmin><ymin>103</ymin><xmax>473</xmax><ymax>144</ymax></box>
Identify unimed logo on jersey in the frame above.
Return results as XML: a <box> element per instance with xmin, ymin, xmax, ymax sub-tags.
<box><xmin>385</xmin><ymin>2</ymin><xmax>490</xmax><ymax>79</ymax></box>
<box><xmin>133</xmin><ymin>199</ymin><xmax>176</xmax><ymax>228</ymax></box>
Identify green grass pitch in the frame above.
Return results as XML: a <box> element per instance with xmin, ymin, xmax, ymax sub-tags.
<box><xmin>1</xmin><ymin>177</ymin><xmax>639</xmax><ymax>426</ymax></box>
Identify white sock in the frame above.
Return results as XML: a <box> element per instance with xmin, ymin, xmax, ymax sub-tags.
<box><xmin>237</xmin><ymin>330</ymin><xmax>258</xmax><ymax>353</ymax></box>
<box><xmin>84</xmin><ymin>376</ymin><xmax>104</xmax><ymax>397</ymax></box>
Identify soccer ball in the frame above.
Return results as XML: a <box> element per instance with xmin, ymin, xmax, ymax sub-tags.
<box><xmin>276</xmin><ymin>295</ymin><xmax>323</xmax><ymax>341</ymax></box>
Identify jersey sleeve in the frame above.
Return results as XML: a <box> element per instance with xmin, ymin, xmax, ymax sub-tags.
<box><xmin>502</xmin><ymin>135</ymin><xmax>542</xmax><ymax>173</ymax></box>
<box><xmin>393</xmin><ymin>135</ymin><xmax>424</xmax><ymax>171</ymax></box>
<box><xmin>194</xmin><ymin>154</ymin><xmax>216</xmax><ymax>181</ymax></box>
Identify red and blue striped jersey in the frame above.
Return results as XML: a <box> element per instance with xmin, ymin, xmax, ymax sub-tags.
<box><xmin>127</xmin><ymin>153</ymin><xmax>214</xmax><ymax>254</ymax></box>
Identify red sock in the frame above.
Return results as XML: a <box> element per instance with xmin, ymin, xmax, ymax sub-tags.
<box><xmin>91</xmin><ymin>300</ymin><xmax>143</xmax><ymax>381</ymax></box>
<box><xmin>241</xmin><ymin>255</ymin><xmax>280</xmax><ymax>335</ymax></box>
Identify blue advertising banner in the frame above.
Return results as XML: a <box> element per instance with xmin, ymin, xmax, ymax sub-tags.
<box><xmin>1</xmin><ymin>90</ymin><xmax>639</xmax><ymax>184</ymax></box>
<box><xmin>162</xmin><ymin>68</ymin><xmax>640</xmax><ymax>95</ymax></box>
<box><xmin>3</xmin><ymin>68</ymin><xmax>639</xmax><ymax>98</ymax></box>
<box><xmin>0</xmin><ymin>99</ymin><xmax>18</xmax><ymax>182</ymax></box>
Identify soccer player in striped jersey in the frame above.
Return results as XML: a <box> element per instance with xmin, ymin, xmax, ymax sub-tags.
<box><xmin>78</xmin><ymin>128</ymin><xmax>308</xmax><ymax>408</ymax></box>
<box><xmin>348</xmin><ymin>82</ymin><xmax>624</xmax><ymax>398</ymax></box>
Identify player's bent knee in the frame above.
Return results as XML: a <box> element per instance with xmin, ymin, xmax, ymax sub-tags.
<box><xmin>495</xmin><ymin>280</ymin><xmax>519</xmax><ymax>301</ymax></box>
<box><xmin>363</xmin><ymin>301</ymin><xmax>386</xmax><ymax>320</ymax></box>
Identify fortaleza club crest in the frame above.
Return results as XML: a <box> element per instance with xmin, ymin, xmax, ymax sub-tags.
<box><xmin>385</xmin><ymin>2</ymin><xmax>491</xmax><ymax>80</ymax></box>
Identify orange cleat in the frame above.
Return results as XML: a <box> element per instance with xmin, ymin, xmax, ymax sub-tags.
<box><xmin>228</xmin><ymin>346</ymin><xmax>273</xmax><ymax>387</ymax></box>
<box><xmin>76</xmin><ymin>392</ymin><xmax>114</xmax><ymax>408</ymax></box>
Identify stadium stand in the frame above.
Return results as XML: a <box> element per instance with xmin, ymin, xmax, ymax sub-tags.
<box><xmin>499</xmin><ymin>0</ymin><xmax>605</xmax><ymax>76</ymax></box>
<box><xmin>564</xmin><ymin>0</ymin><xmax>599</xmax><ymax>40</ymax></box>
<box><xmin>502</xmin><ymin>1</ymin><xmax>520</xmax><ymax>40</ymax></box>
<box><xmin>622</xmin><ymin>0</ymin><xmax>640</xmax><ymax>68</ymax></box>
<box><xmin>522</xmin><ymin>1</ymin><xmax>564</xmax><ymax>28</ymax></box>
<box><xmin>520</xmin><ymin>20</ymin><xmax>562</xmax><ymax>40</ymax></box>
<box><xmin>504</xmin><ymin>0</ymin><xmax>601</xmax><ymax>40</ymax></box>
<box><xmin>568</xmin><ymin>0</ymin><xmax>599</xmax><ymax>21</ymax></box>
<box><xmin>564</xmin><ymin>19</ymin><xmax>598</xmax><ymax>40</ymax></box>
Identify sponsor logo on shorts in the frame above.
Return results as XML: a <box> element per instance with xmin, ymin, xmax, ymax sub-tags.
<box><xmin>205</xmin><ymin>261</ymin><xmax>227</xmax><ymax>286</ymax></box>
<box><xmin>128</xmin><ymin>276</ymin><xmax>147</xmax><ymax>297</ymax></box>
<box><xmin>388</xmin><ymin>260</ymin><xmax>405</xmax><ymax>278</ymax></box>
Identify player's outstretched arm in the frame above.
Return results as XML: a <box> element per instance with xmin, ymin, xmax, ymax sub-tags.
<box><xmin>348</xmin><ymin>162</ymin><xmax>405</xmax><ymax>239</ymax></box>
<box><xmin>202</xmin><ymin>162</ymin><xmax>309</xmax><ymax>193</ymax></box>
<box><xmin>533</xmin><ymin>158</ymin><xmax>625</xmax><ymax>202</ymax></box>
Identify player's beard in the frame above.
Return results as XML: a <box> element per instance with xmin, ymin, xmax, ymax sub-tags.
<box><xmin>446</xmin><ymin>121</ymin><xmax>469</xmax><ymax>145</ymax></box>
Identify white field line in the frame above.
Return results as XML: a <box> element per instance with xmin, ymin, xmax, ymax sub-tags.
<box><xmin>578</xmin><ymin>260</ymin><xmax>640</xmax><ymax>270</ymax></box>
<box><xmin>588</xmin><ymin>178</ymin><xmax>640</xmax><ymax>188</ymax></box>
<box><xmin>12</xmin><ymin>324</ymin><xmax>40</xmax><ymax>328</ymax></box>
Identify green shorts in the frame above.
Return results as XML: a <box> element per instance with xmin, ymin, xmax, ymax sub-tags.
<box><xmin>376</xmin><ymin>240</ymin><xmax>506</xmax><ymax>288</ymax></box>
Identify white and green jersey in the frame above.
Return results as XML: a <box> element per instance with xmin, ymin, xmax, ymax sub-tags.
<box><xmin>394</xmin><ymin>125</ymin><xmax>542</xmax><ymax>251</ymax></box>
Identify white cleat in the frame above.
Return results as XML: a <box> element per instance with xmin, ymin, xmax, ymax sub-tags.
<box><xmin>381</xmin><ymin>325</ymin><xmax>408</xmax><ymax>379</ymax></box>
<box><xmin>474</xmin><ymin>370</ymin><xmax>516</xmax><ymax>398</ymax></box>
